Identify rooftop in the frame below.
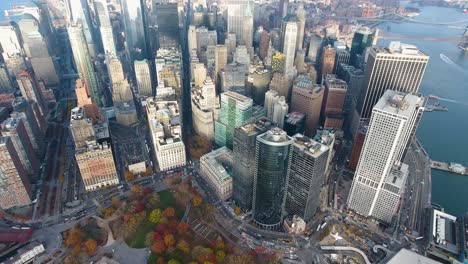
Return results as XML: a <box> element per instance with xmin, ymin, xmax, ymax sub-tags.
<box><xmin>222</xmin><ymin>91</ymin><xmax>253</xmax><ymax>103</ymax></box>
<box><xmin>373</xmin><ymin>42</ymin><xmax>428</xmax><ymax>57</ymax></box>
<box><xmin>431</xmin><ymin>208</ymin><xmax>460</xmax><ymax>254</ymax></box>
<box><xmin>202</xmin><ymin>146</ymin><xmax>233</xmax><ymax>181</ymax></box>
<box><xmin>387</xmin><ymin>248</ymin><xmax>439</xmax><ymax>264</ymax></box>
<box><xmin>373</xmin><ymin>90</ymin><xmax>425</xmax><ymax>118</ymax></box>
<box><xmin>259</xmin><ymin>127</ymin><xmax>293</xmax><ymax>144</ymax></box>
<box><xmin>292</xmin><ymin>134</ymin><xmax>329</xmax><ymax>157</ymax></box>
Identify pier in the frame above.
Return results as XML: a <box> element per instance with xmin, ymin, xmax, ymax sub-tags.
<box><xmin>430</xmin><ymin>160</ymin><xmax>468</xmax><ymax>175</ymax></box>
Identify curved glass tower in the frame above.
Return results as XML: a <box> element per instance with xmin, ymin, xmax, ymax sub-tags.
<box><xmin>252</xmin><ymin>127</ymin><xmax>293</xmax><ymax>230</ymax></box>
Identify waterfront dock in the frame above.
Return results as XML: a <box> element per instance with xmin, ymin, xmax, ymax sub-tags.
<box><xmin>430</xmin><ymin>160</ymin><xmax>468</xmax><ymax>175</ymax></box>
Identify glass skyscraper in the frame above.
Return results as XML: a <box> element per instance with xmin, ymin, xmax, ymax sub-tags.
<box><xmin>121</xmin><ymin>0</ymin><xmax>149</xmax><ymax>60</ymax></box>
<box><xmin>349</xmin><ymin>27</ymin><xmax>373</xmax><ymax>66</ymax></box>
<box><xmin>252</xmin><ymin>127</ymin><xmax>293</xmax><ymax>230</ymax></box>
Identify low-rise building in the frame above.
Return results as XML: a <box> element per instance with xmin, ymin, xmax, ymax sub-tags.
<box><xmin>200</xmin><ymin>147</ymin><xmax>233</xmax><ymax>200</ymax></box>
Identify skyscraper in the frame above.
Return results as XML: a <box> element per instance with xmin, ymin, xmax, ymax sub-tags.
<box><xmin>347</xmin><ymin>91</ymin><xmax>425</xmax><ymax>223</ymax></box>
<box><xmin>227</xmin><ymin>0</ymin><xmax>254</xmax><ymax>50</ymax></box>
<box><xmin>295</xmin><ymin>3</ymin><xmax>305</xmax><ymax>50</ymax></box>
<box><xmin>0</xmin><ymin>136</ymin><xmax>32</xmax><ymax>209</ymax></box>
<box><xmin>108</xmin><ymin>57</ymin><xmax>125</xmax><ymax>84</ymax></box>
<box><xmin>11</xmin><ymin>97</ymin><xmax>44</xmax><ymax>156</ymax></box>
<box><xmin>0</xmin><ymin>22</ymin><xmax>26</xmax><ymax>76</ymax></box>
<box><xmin>233</xmin><ymin>118</ymin><xmax>273</xmax><ymax>210</ymax></box>
<box><xmin>320</xmin><ymin>45</ymin><xmax>336</xmax><ymax>80</ymax></box>
<box><xmin>252</xmin><ymin>127</ymin><xmax>293</xmax><ymax>230</ymax></box>
<box><xmin>0</xmin><ymin>64</ymin><xmax>14</xmax><ymax>93</ymax></box>
<box><xmin>273</xmin><ymin>97</ymin><xmax>288</xmax><ymax>128</ymax></box>
<box><xmin>134</xmin><ymin>59</ymin><xmax>152</xmax><ymax>96</ymax></box>
<box><xmin>94</xmin><ymin>0</ymin><xmax>117</xmax><ymax>56</ymax></box>
<box><xmin>215</xmin><ymin>91</ymin><xmax>253</xmax><ymax>149</ymax></box>
<box><xmin>322</xmin><ymin>74</ymin><xmax>347</xmax><ymax>129</ymax></box>
<box><xmin>269</xmin><ymin>72</ymin><xmax>290</xmax><ymax>100</ymax></box>
<box><xmin>290</xmin><ymin>75</ymin><xmax>324</xmax><ymax>136</ymax></box>
<box><xmin>264</xmin><ymin>90</ymin><xmax>280</xmax><ymax>120</ymax></box>
<box><xmin>121</xmin><ymin>0</ymin><xmax>149</xmax><ymax>60</ymax></box>
<box><xmin>16</xmin><ymin>70</ymin><xmax>46</xmax><ymax>116</ymax></box>
<box><xmin>68</xmin><ymin>22</ymin><xmax>101</xmax><ymax>106</ymax></box>
<box><xmin>154</xmin><ymin>3</ymin><xmax>180</xmax><ymax>49</ymax></box>
<box><xmin>285</xmin><ymin>135</ymin><xmax>329</xmax><ymax>221</ymax></box>
<box><xmin>356</xmin><ymin>42</ymin><xmax>429</xmax><ymax>122</ymax></box>
<box><xmin>282</xmin><ymin>20</ymin><xmax>298</xmax><ymax>80</ymax></box>
<box><xmin>349</xmin><ymin>27</ymin><xmax>374</xmax><ymax>66</ymax></box>
<box><xmin>307</xmin><ymin>34</ymin><xmax>322</xmax><ymax>63</ymax></box>
<box><xmin>191</xmin><ymin>77</ymin><xmax>217</xmax><ymax>140</ymax></box>
<box><xmin>70</xmin><ymin>107</ymin><xmax>95</xmax><ymax>149</ymax></box>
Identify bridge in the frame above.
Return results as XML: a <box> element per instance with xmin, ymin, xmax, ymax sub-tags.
<box><xmin>430</xmin><ymin>160</ymin><xmax>468</xmax><ymax>175</ymax></box>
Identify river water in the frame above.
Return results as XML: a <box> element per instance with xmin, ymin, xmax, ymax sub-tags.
<box><xmin>378</xmin><ymin>3</ymin><xmax>468</xmax><ymax>216</ymax></box>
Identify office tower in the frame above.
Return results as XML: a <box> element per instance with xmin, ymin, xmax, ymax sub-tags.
<box><xmin>320</xmin><ymin>45</ymin><xmax>336</xmax><ymax>80</ymax></box>
<box><xmin>68</xmin><ymin>23</ymin><xmax>101</xmax><ymax>107</ymax></box>
<box><xmin>314</xmin><ymin>129</ymin><xmax>335</xmax><ymax>177</ymax></box>
<box><xmin>0</xmin><ymin>136</ymin><xmax>32</xmax><ymax>209</ymax></box>
<box><xmin>121</xmin><ymin>0</ymin><xmax>149</xmax><ymax>60</ymax></box>
<box><xmin>188</xmin><ymin>25</ymin><xmax>197</xmax><ymax>52</ymax></box>
<box><xmin>155</xmin><ymin>3</ymin><xmax>180</xmax><ymax>49</ymax></box>
<box><xmin>272</xmin><ymin>52</ymin><xmax>286</xmax><ymax>73</ymax></box>
<box><xmin>215</xmin><ymin>91</ymin><xmax>253</xmax><ymax>149</ymax></box>
<box><xmin>234</xmin><ymin>45</ymin><xmax>250</xmax><ymax>67</ymax></box>
<box><xmin>357</xmin><ymin>42</ymin><xmax>429</xmax><ymax>121</ymax></box>
<box><xmin>0</xmin><ymin>64</ymin><xmax>14</xmax><ymax>93</ymax></box>
<box><xmin>16</xmin><ymin>70</ymin><xmax>46</xmax><ymax>116</ymax></box>
<box><xmin>108</xmin><ymin>57</ymin><xmax>125</xmax><ymax>84</ymax></box>
<box><xmin>270</xmin><ymin>72</ymin><xmax>290</xmax><ymax>100</ymax></box>
<box><xmin>225</xmin><ymin>33</ymin><xmax>237</xmax><ymax>58</ymax></box>
<box><xmin>200</xmin><ymin>147</ymin><xmax>234</xmax><ymax>200</ymax></box>
<box><xmin>347</xmin><ymin>91</ymin><xmax>425</xmax><ymax>223</ymax></box>
<box><xmin>295</xmin><ymin>3</ymin><xmax>305</xmax><ymax>50</ymax></box>
<box><xmin>193</xmin><ymin>63</ymin><xmax>207</xmax><ymax>87</ymax></box>
<box><xmin>75</xmin><ymin>79</ymin><xmax>100</xmax><ymax>124</ymax></box>
<box><xmin>284</xmin><ymin>112</ymin><xmax>305</xmax><ymax>136</ymax></box>
<box><xmin>70</xmin><ymin>107</ymin><xmax>95</xmax><ymax>149</ymax></box>
<box><xmin>290</xmin><ymin>75</ymin><xmax>324</xmax><ymax>136</ymax></box>
<box><xmin>252</xmin><ymin>127</ymin><xmax>293</xmax><ymax>230</ymax></box>
<box><xmin>273</xmin><ymin>97</ymin><xmax>288</xmax><ymax>128</ymax></box>
<box><xmin>76</xmin><ymin>141</ymin><xmax>119</xmax><ymax>191</ymax></box>
<box><xmin>0</xmin><ymin>22</ymin><xmax>26</xmax><ymax>76</ymax></box>
<box><xmin>285</xmin><ymin>135</ymin><xmax>328</xmax><ymax>221</ymax></box>
<box><xmin>308</xmin><ymin>34</ymin><xmax>323</xmax><ymax>63</ymax></box>
<box><xmin>95</xmin><ymin>0</ymin><xmax>116</xmax><ymax>56</ymax></box>
<box><xmin>155</xmin><ymin>48</ymin><xmax>181</xmax><ymax>91</ymax></box>
<box><xmin>337</xmin><ymin>63</ymin><xmax>364</xmax><ymax>113</ymax></box>
<box><xmin>264</xmin><ymin>90</ymin><xmax>280</xmax><ymax>120</ymax></box>
<box><xmin>232</xmin><ymin>118</ymin><xmax>273</xmax><ymax>210</ymax></box>
<box><xmin>322</xmin><ymin>74</ymin><xmax>347</xmax><ymax>129</ymax></box>
<box><xmin>282</xmin><ymin>20</ymin><xmax>298</xmax><ymax>80</ymax></box>
<box><xmin>335</xmin><ymin>49</ymin><xmax>350</xmax><ymax>73</ymax></box>
<box><xmin>115</xmin><ymin>101</ymin><xmax>138</xmax><ymax>126</ymax></box>
<box><xmin>67</xmin><ymin>0</ymin><xmax>98</xmax><ymax>57</ymax></box>
<box><xmin>220</xmin><ymin>63</ymin><xmax>247</xmax><ymax>95</ymax></box>
<box><xmin>146</xmin><ymin>98</ymin><xmax>186</xmax><ymax>171</ymax></box>
<box><xmin>349</xmin><ymin>125</ymin><xmax>367</xmax><ymax>171</ymax></box>
<box><xmin>249</xmin><ymin>67</ymin><xmax>272</xmax><ymax>105</ymax></box>
<box><xmin>11</xmin><ymin>97</ymin><xmax>44</xmax><ymax>155</ymax></box>
<box><xmin>259</xmin><ymin>31</ymin><xmax>270</xmax><ymax>60</ymax></box>
<box><xmin>18</xmin><ymin>17</ymin><xmax>59</xmax><ymax>87</ymax></box>
<box><xmin>279</xmin><ymin>0</ymin><xmax>289</xmax><ymax>19</ymax></box>
<box><xmin>112</xmin><ymin>81</ymin><xmax>133</xmax><ymax>103</ymax></box>
<box><xmin>350</xmin><ymin>27</ymin><xmax>374</xmax><ymax>66</ymax></box>
<box><xmin>295</xmin><ymin>49</ymin><xmax>306</xmax><ymax>74</ymax></box>
<box><xmin>192</xmin><ymin>77</ymin><xmax>217</xmax><ymax>140</ymax></box>
<box><xmin>227</xmin><ymin>0</ymin><xmax>254</xmax><ymax>49</ymax></box>
<box><xmin>134</xmin><ymin>59</ymin><xmax>152</xmax><ymax>96</ymax></box>
<box><xmin>1</xmin><ymin>118</ymin><xmax>40</xmax><ymax>178</ymax></box>
<box><xmin>215</xmin><ymin>45</ymin><xmax>228</xmax><ymax>75</ymax></box>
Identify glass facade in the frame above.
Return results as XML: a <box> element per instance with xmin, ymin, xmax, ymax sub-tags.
<box><xmin>121</xmin><ymin>0</ymin><xmax>149</xmax><ymax>60</ymax></box>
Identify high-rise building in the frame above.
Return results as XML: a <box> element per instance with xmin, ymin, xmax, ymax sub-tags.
<box><xmin>347</xmin><ymin>91</ymin><xmax>425</xmax><ymax>223</ymax></box>
<box><xmin>295</xmin><ymin>3</ymin><xmax>305</xmax><ymax>50</ymax></box>
<box><xmin>11</xmin><ymin>97</ymin><xmax>44</xmax><ymax>155</ymax></box>
<box><xmin>66</xmin><ymin>0</ymin><xmax>98</xmax><ymax>57</ymax></box>
<box><xmin>272</xmin><ymin>52</ymin><xmax>286</xmax><ymax>74</ymax></box>
<box><xmin>215</xmin><ymin>91</ymin><xmax>253</xmax><ymax>149</ymax></box>
<box><xmin>0</xmin><ymin>136</ymin><xmax>32</xmax><ymax>209</ymax></box>
<box><xmin>350</xmin><ymin>27</ymin><xmax>374</xmax><ymax>66</ymax></box>
<box><xmin>290</xmin><ymin>75</ymin><xmax>324</xmax><ymax>136</ymax></box>
<box><xmin>155</xmin><ymin>3</ymin><xmax>180</xmax><ymax>49</ymax></box>
<box><xmin>219</xmin><ymin>63</ymin><xmax>247</xmax><ymax>95</ymax></box>
<box><xmin>68</xmin><ymin>22</ymin><xmax>101</xmax><ymax>106</ymax></box>
<box><xmin>294</xmin><ymin>49</ymin><xmax>306</xmax><ymax>74</ymax></box>
<box><xmin>357</xmin><ymin>42</ymin><xmax>428</xmax><ymax>122</ymax></box>
<box><xmin>200</xmin><ymin>147</ymin><xmax>234</xmax><ymax>200</ymax></box>
<box><xmin>258</xmin><ymin>31</ymin><xmax>270</xmax><ymax>60</ymax></box>
<box><xmin>284</xmin><ymin>112</ymin><xmax>305</xmax><ymax>136</ymax></box>
<box><xmin>252</xmin><ymin>127</ymin><xmax>293</xmax><ymax>230</ymax></box>
<box><xmin>227</xmin><ymin>0</ymin><xmax>254</xmax><ymax>50</ymax></box>
<box><xmin>337</xmin><ymin>63</ymin><xmax>364</xmax><ymax>113</ymax></box>
<box><xmin>273</xmin><ymin>97</ymin><xmax>288</xmax><ymax>128</ymax></box>
<box><xmin>232</xmin><ymin>118</ymin><xmax>273</xmax><ymax>210</ymax></box>
<box><xmin>76</xmin><ymin>141</ymin><xmax>119</xmax><ymax>191</ymax></box>
<box><xmin>146</xmin><ymin>98</ymin><xmax>186</xmax><ymax>171</ymax></box>
<box><xmin>1</xmin><ymin>118</ymin><xmax>40</xmax><ymax>179</ymax></box>
<box><xmin>215</xmin><ymin>45</ymin><xmax>228</xmax><ymax>75</ymax></box>
<box><xmin>0</xmin><ymin>64</ymin><xmax>14</xmax><ymax>93</ymax></box>
<box><xmin>285</xmin><ymin>135</ymin><xmax>329</xmax><ymax>221</ymax></box>
<box><xmin>264</xmin><ymin>90</ymin><xmax>280</xmax><ymax>120</ymax></box>
<box><xmin>16</xmin><ymin>70</ymin><xmax>46</xmax><ymax>116</ymax></box>
<box><xmin>248</xmin><ymin>67</ymin><xmax>272</xmax><ymax>105</ymax></box>
<box><xmin>94</xmin><ymin>0</ymin><xmax>117</xmax><ymax>56</ymax></box>
<box><xmin>282</xmin><ymin>20</ymin><xmax>298</xmax><ymax>80</ymax></box>
<box><xmin>115</xmin><ymin>101</ymin><xmax>138</xmax><ymax>126</ymax></box>
<box><xmin>112</xmin><ymin>81</ymin><xmax>133</xmax><ymax>103</ymax></box>
<box><xmin>322</xmin><ymin>74</ymin><xmax>347</xmax><ymax>129</ymax></box>
<box><xmin>188</xmin><ymin>25</ymin><xmax>197</xmax><ymax>52</ymax></box>
<box><xmin>191</xmin><ymin>77</ymin><xmax>218</xmax><ymax>140</ymax></box>
<box><xmin>269</xmin><ymin>72</ymin><xmax>290</xmax><ymax>100</ymax></box>
<box><xmin>70</xmin><ymin>107</ymin><xmax>95</xmax><ymax>149</ymax></box>
<box><xmin>334</xmin><ymin>49</ymin><xmax>350</xmax><ymax>73</ymax></box>
<box><xmin>320</xmin><ymin>45</ymin><xmax>336</xmax><ymax>80</ymax></box>
<box><xmin>134</xmin><ymin>59</ymin><xmax>152</xmax><ymax>96</ymax></box>
<box><xmin>307</xmin><ymin>34</ymin><xmax>322</xmax><ymax>63</ymax></box>
<box><xmin>108</xmin><ymin>57</ymin><xmax>125</xmax><ymax>84</ymax></box>
<box><xmin>0</xmin><ymin>22</ymin><xmax>26</xmax><ymax>76</ymax></box>
<box><xmin>121</xmin><ymin>0</ymin><xmax>149</xmax><ymax>60</ymax></box>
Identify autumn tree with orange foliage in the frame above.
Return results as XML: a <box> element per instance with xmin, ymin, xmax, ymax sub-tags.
<box><xmin>192</xmin><ymin>195</ymin><xmax>202</xmax><ymax>207</ymax></box>
<box><xmin>65</xmin><ymin>228</ymin><xmax>82</xmax><ymax>247</ymax></box>
<box><xmin>176</xmin><ymin>240</ymin><xmax>190</xmax><ymax>253</ymax></box>
<box><xmin>124</xmin><ymin>170</ymin><xmax>135</xmax><ymax>182</ymax></box>
<box><xmin>85</xmin><ymin>239</ymin><xmax>97</xmax><ymax>256</ymax></box>
<box><xmin>176</xmin><ymin>222</ymin><xmax>189</xmax><ymax>234</ymax></box>
<box><xmin>162</xmin><ymin>207</ymin><xmax>175</xmax><ymax>218</ymax></box>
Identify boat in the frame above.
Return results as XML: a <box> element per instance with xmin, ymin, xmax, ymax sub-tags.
<box><xmin>428</xmin><ymin>94</ymin><xmax>439</xmax><ymax>99</ymax></box>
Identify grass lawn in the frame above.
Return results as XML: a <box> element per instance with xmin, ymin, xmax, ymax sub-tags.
<box><xmin>125</xmin><ymin>189</ymin><xmax>185</xmax><ymax>248</ymax></box>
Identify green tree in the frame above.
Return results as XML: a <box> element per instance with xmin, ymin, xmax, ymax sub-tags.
<box><xmin>216</xmin><ymin>250</ymin><xmax>226</xmax><ymax>263</ymax></box>
<box><xmin>145</xmin><ymin>231</ymin><xmax>155</xmax><ymax>248</ymax></box>
<box><xmin>149</xmin><ymin>209</ymin><xmax>162</xmax><ymax>223</ymax></box>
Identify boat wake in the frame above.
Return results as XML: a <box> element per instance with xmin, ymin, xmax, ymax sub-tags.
<box><xmin>439</xmin><ymin>53</ymin><xmax>468</xmax><ymax>74</ymax></box>
<box><xmin>438</xmin><ymin>97</ymin><xmax>468</xmax><ymax>107</ymax></box>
